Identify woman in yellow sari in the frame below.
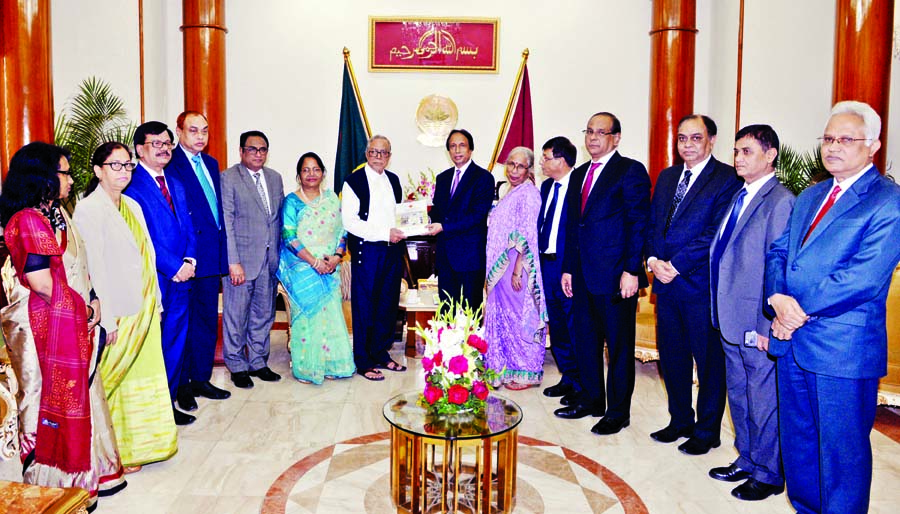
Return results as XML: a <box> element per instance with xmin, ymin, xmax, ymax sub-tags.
<box><xmin>73</xmin><ymin>142</ymin><xmax>177</xmax><ymax>472</ymax></box>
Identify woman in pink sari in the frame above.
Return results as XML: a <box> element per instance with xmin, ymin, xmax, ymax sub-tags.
<box><xmin>484</xmin><ymin>147</ymin><xmax>548</xmax><ymax>390</ymax></box>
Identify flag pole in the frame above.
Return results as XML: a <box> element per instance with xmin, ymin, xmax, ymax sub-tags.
<box><xmin>489</xmin><ymin>48</ymin><xmax>530</xmax><ymax>169</ymax></box>
<box><xmin>343</xmin><ymin>47</ymin><xmax>372</xmax><ymax>138</ymax></box>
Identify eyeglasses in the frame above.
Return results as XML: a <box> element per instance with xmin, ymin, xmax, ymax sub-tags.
<box><xmin>818</xmin><ymin>136</ymin><xmax>869</xmax><ymax>147</ymax></box>
<box><xmin>582</xmin><ymin>129</ymin><xmax>616</xmax><ymax>137</ymax></box>
<box><xmin>506</xmin><ymin>162</ymin><xmax>531</xmax><ymax>172</ymax></box>
<box><xmin>367</xmin><ymin>149</ymin><xmax>391</xmax><ymax>158</ymax></box>
<box><xmin>541</xmin><ymin>155</ymin><xmax>563</xmax><ymax>163</ymax></box>
<box><xmin>677</xmin><ymin>134</ymin><xmax>707</xmax><ymax>144</ymax></box>
<box><xmin>243</xmin><ymin>146</ymin><xmax>269</xmax><ymax>155</ymax></box>
<box><xmin>145</xmin><ymin>140</ymin><xmax>174</xmax><ymax>149</ymax></box>
<box><xmin>301</xmin><ymin>167</ymin><xmax>323</xmax><ymax>175</ymax></box>
<box><xmin>57</xmin><ymin>170</ymin><xmax>73</xmax><ymax>176</ymax></box>
<box><xmin>103</xmin><ymin>162</ymin><xmax>137</xmax><ymax>171</ymax></box>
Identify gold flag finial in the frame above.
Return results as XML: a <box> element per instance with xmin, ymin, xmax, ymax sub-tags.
<box><xmin>343</xmin><ymin>47</ymin><xmax>350</xmax><ymax>59</ymax></box>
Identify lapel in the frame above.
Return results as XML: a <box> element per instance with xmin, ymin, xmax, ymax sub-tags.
<box><xmin>449</xmin><ymin>162</ymin><xmax>476</xmax><ymax>209</ymax></box>
<box><xmin>135</xmin><ymin>163</ymin><xmax>177</xmax><ymax>219</ymax></box>
<box><xmin>732</xmin><ymin>177</ymin><xmax>775</xmax><ymax>240</ymax></box>
<box><xmin>176</xmin><ymin>149</ymin><xmax>219</xmax><ymax>225</ymax></box>
<box><xmin>99</xmin><ymin>190</ymin><xmax>140</xmax><ymax>253</ymax></box>
<box><xmin>263</xmin><ymin>167</ymin><xmax>280</xmax><ymax>217</ymax></box>
<box><xmin>239</xmin><ymin>165</ymin><xmax>269</xmax><ymax>215</ymax></box>
<box><xmin>800</xmin><ymin>168</ymin><xmax>876</xmax><ymax>251</ymax></box>
<box><xmin>671</xmin><ymin>157</ymin><xmax>717</xmax><ymax>226</ymax></box>
<box><xmin>538</xmin><ymin>179</ymin><xmax>550</xmax><ymax>231</ymax></box>
<box><xmin>582</xmin><ymin>152</ymin><xmax>622</xmax><ymax>217</ymax></box>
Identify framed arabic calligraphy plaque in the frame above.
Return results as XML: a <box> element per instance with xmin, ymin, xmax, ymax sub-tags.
<box><xmin>369</xmin><ymin>17</ymin><xmax>499</xmax><ymax>73</ymax></box>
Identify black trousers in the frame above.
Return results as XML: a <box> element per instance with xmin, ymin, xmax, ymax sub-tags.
<box><xmin>351</xmin><ymin>242</ymin><xmax>404</xmax><ymax>371</ymax></box>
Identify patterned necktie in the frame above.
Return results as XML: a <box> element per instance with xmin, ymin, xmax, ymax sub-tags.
<box><xmin>450</xmin><ymin>168</ymin><xmax>462</xmax><ymax>198</ymax></box>
<box><xmin>665</xmin><ymin>169</ymin><xmax>692</xmax><ymax>232</ymax></box>
<box><xmin>191</xmin><ymin>154</ymin><xmax>220</xmax><ymax>227</ymax></box>
<box><xmin>539</xmin><ymin>182</ymin><xmax>561</xmax><ymax>253</ymax></box>
<box><xmin>155</xmin><ymin>175</ymin><xmax>174</xmax><ymax>211</ymax></box>
<box><xmin>803</xmin><ymin>184</ymin><xmax>841</xmax><ymax>245</ymax></box>
<box><xmin>580</xmin><ymin>161</ymin><xmax>602</xmax><ymax>213</ymax></box>
<box><xmin>253</xmin><ymin>172</ymin><xmax>270</xmax><ymax>215</ymax></box>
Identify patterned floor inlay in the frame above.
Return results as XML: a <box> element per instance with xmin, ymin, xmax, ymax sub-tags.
<box><xmin>262</xmin><ymin>432</ymin><xmax>648</xmax><ymax>514</ymax></box>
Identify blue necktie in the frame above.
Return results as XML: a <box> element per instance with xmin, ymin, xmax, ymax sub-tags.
<box><xmin>192</xmin><ymin>154</ymin><xmax>220</xmax><ymax>227</ymax></box>
<box><xmin>711</xmin><ymin>188</ymin><xmax>747</xmax><ymax>325</ymax></box>
<box><xmin>539</xmin><ymin>182</ymin><xmax>561</xmax><ymax>253</ymax></box>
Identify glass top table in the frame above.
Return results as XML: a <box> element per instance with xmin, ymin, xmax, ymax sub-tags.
<box><xmin>383</xmin><ymin>390</ymin><xmax>523</xmax><ymax>441</ymax></box>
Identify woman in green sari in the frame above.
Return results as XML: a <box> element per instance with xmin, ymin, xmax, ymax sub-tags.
<box><xmin>73</xmin><ymin>142</ymin><xmax>177</xmax><ymax>471</ymax></box>
<box><xmin>276</xmin><ymin>152</ymin><xmax>355</xmax><ymax>384</ymax></box>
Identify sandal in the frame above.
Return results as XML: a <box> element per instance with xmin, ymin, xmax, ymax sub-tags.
<box><xmin>376</xmin><ymin>359</ymin><xmax>407</xmax><ymax>372</ymax></box>
<box><xmin>505</xmin><ymin>382</ymin><xmax>532</xmax><ymax>391</ymax></box>
<box><xmin>124</xmin><ymin>465</ymin><xmax>142</xmax><ymax>474</ymax></box>
<box><xmin>359</xmin><ymin>369</ymin><xmax>385</xmax><ymax>381</ymax></box>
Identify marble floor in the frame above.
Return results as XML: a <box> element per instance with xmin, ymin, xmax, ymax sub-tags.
<box><xmin>98</xmin><ymin>327</ymin><xmax>900</xmax><ymax>513</ymax></box>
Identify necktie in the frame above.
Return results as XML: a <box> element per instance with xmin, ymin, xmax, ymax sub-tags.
<box><xmin>192</xmin><ymin>154</ymin><xmax>220</xmax><ymax>227</ymax></box>
<box><xmin>802</xmin><ymin>184</ymin><xmax>841</xmax><ymax>245</ymax></box>
<box><xmin>665</xmin><ymin>169</ymin><xmax>692</xmax><ymax>232</ymax></box>
<box><xmin>539</xmin><ymin>182</ymin><xmax>561</xmax><ymax>253</ymax></box>
<box><xmin>580</xmin><ymin>161</ymin><xmax>602</xmax><ymax>213</ymax></box>
<box><xmin>253</xmin><ymin>172</ymin><xmax>270</xmax><ymax>215</ymax></box>
<box><xmin>155</xmin><ymin>175</ymin><xmax>174</xmax><ymax>212</ymax></box>
<box><xmin>450</xmin><ymin>168</ymin><xmax>462</xmax><ymax>198</ymax></box>
<box><xmin>711</xmin><ymin>188</ymin><xmax>747</xmax><ymax>327</ymax></box>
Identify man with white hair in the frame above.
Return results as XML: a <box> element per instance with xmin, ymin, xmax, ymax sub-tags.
<box><xmin>766</xmin><ymin>100</ymin><xmax>900</xmax><ymax>513</ymax></box>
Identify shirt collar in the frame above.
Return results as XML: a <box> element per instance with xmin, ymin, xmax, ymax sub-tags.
<box><xmin>555</xmin><ymin>168</ymin><xmax>573</xmax><ymax>187</ymax></box>
<box><xmin>179</xmin><ymin>144</ymin><xmax>199</xmax><ymax>161</ymax></box>
<box><xmin>743</xmin><ymin>172</ymin><xmax>776</xmax><ymax>197</ymax></box>
<box><xmin>684</xmin><ymin>154</ymin><xmax>713</xmax><ymax>174</ymax></box>
<box><xmin>591</xmin><ymin>149</ymin><xmax>618</xmax><ymax>165</ymax></box>
<box><xmin>833</xmin><ymin>163</ymin><xmax>873</xmax><ymax>190</ymax></box>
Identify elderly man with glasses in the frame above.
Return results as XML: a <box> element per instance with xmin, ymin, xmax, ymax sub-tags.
<box><xmin>341</xmin><ymin>135</ymin><xmax>408</xmax><ymax>381</ymax></box>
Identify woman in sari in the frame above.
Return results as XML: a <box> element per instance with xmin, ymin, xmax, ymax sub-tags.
<box><xmin>276</xmin><ymin>152</ymin><xmax>355</xmax><ymax>384</ymax></box>
<box><xmin>0</xmin><ymin>142</ymin><xmax>126</xmax><ymax>510</ymax></box>
<box><xmin>484</xmin><ymin>147</ymin><xmax>548</xmax><ymax>390</ymax></box>
<box><xmin>73</xmin><ymin>142</ymin><xmax>177</xmax><ymax>472</ymax></box>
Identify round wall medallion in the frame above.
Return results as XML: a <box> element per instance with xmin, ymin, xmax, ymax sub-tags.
<box><xmin>415</xmin><ymin>95</ymin><xmax>458</xmax><ymax>147</ymax></box>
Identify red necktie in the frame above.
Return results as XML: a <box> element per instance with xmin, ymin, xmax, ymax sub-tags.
<box><xmin>580</xmin><ymin>161</ymin><xmax>602</xmax><ymax>213</ymax></box>
<box><xmin>156</xmin><ymin>175</ymin><xmax>175</xmax><ymax>212</ymax></box>
<box><xmin>802</xmin><ymin>184</ymin><xmax>841</xmax><ymax>245</ymax></box>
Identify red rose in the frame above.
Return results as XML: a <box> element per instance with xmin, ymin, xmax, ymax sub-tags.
<box><xmin>424</xmin><ymin>384</ymin><xmax>443</xmax><ymax>405</ymax></box>
<box><xmin>472</xmin><ymin>381</ymin><xmax>489</xmax><ymax>400</ymax></box>
<box><xmin>447</xmin><ymin>385</ymin><xmax>469</xmax><ymax>405</ymax></box>
<box><xmin>433</xmin><ymin>351</ymin><xmax>443</xmax><ymax>367</ymax></box>
<box><xmin>422</xmin><ymin>357</ymin><xmax>434</xmax><ymax>372</ymax></box>
<box><xmin>448</xmin><ymin>355</ymin><xmax>469</xmax><ymax>375</ymax></box>
<box><xmin>467</xmin><ymin>334</ymin><xmax>488</xmax><ymax>354</ymax></box>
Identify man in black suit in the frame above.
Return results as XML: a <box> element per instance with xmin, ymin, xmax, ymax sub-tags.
<box><xmin>426</xmin><ymin>129</ymin><xmax>495</xmax><ymax>311</ymax></box>
<box><xmin>554</xmin><ymin>112</ymin><xmax>651</xmax><ymax>436</ymax></box>
<box><xmin>537</xmin><ymin>137</ymin><xmax>579</xmax><ymax>401</ymax></box>
<box><xmin>646</xmin><ymin>114</ymin><xmax>741</xmax><ymax>455</ymax></box>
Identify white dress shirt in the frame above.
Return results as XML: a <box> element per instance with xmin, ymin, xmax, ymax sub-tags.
<box><xmin>542</xmin><ymin>169</ymin><xmax>572</xmax><ymax>254</ymax></box>
<box><xmin>581</xmin><ymin>149</ymin><xmax>618</xmax><ymax>195</ymax></box>
<box><xmin>244</xmin><ymin>165</ymin><xmax>271</xmax><ymax>214</ymax></box>
<box><xmin>179</xmin><ymin>144</ymin><xmax>218</xmax><ymax>200</ymax></box>
<box><xmin>341</xmin><ymin>165</ymin><xmax>397</xmax><ymax>242</ymax></box>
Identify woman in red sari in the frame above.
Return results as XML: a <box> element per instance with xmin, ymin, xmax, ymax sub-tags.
<box><xmin>0</xmin><ymin>142</ymin><xmax>125</xmax><ymax>510</ymax></box>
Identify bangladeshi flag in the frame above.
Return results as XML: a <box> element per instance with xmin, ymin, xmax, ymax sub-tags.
<box><xmin>334</xmin><ymin>62</ymin><xmax>369</xmax><ymax>194</ymax></box>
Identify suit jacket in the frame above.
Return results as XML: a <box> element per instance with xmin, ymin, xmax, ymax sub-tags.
<box><xmin>124</xmin><ymin>163</ymin><xmax>197</xmax><ymax>280</ymax></box>
<box><xmin>429</xmin><ymin>161</ymin><xmax>495</xmax><ymax>273</ymax></box>
<box><xmin>562</xmin><ymin>151</ymin><xmax>651</xmax><ymax>295</ymax></box>
<box><xmin>165</xmin><ymin>147</ymin><xmax>227</xmax><ymax>278</ymax></box>
<box><xmin>647</xmin><ymin>156</ymin><xmax>741</xmax><ymax>296</ymax></box>
<box><xmin>711</xmin><ymin>177</ymin><xmax>794</xmax><ymax>345</ymax></box>
<box><xmin>538</xmin><ymin>175</ymin><xmax>568</xmax><ymax>259</ymax></box>
<box><xmin>766</xmin><ymin>167</ymin><xmax>900</xmax><ymax>378</ymax></box>
<box><xmin>221</xmin><ymin>163</ymin><xmax>284</xmax><ymax>281</ymax></box>
<box><xmin>73</xmin><ymin>189</ymin><xmax>159</xmax><ymax>319</ymax></box>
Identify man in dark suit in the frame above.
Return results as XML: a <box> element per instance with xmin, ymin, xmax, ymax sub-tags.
<box><xmin>342</xmin><ymin>135</ymin><xmax>407</xmax><ymax>381</ymax></box>
<box><xmin>555</xmin><ymin>112</ymin><xmax>651</xmax><ymax>436</ymax></box>
<box><xmin>766</xmin><ymin>101</ymin><xmax>900</xmax><ymax>513</ymax></box>
<box><xmin>125</xmin><ymin>121</ymin><xmax>198</xmax><ymax>425</ymax></box>
<box><xmin>165</xmin><ymin>111</ymin><xmax>231</xmax><ymax>411</ymax></box>
<box><xmin>708</xmin><ymin>124</ymin><xmax>793</xmax><ymax>501</ymax></box>
<box><xmin>536</xmin><ymin>136</ymin><xmax>579</xmax><ymax>401</ymax></box>
<box><xmin>646</xmin><ymin>114</ymin><xmax>741</xmax><ymax>454</ymax></box>
<box><xmin>426</xmin><ymin>129</ymin><xmax>494</xmax><ymax>311</ymax></box>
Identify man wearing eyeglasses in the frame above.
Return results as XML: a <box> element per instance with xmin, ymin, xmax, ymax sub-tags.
<box><xmin>426</xmin><ymin>129</ymin><xmax>494</xmax><ymax>312</ymax></box>
<box><xmin>125</xmin><ymin>121</ymin><xmax>198</xmax><ymax>425</ymax></box>
<box><xmin>342</xmin><ymin>135</ymin><xmax>407</xmax><ymax>382</ymax></box>
<box><xmin>164</xmin><ymin>111</ymin><xmax>231</xmax><ymax>412</ymax></box>
<box><xmin>554</xmin><ymin>113</ymin><xmax>651</xmax><ymax>437</ymax></box>
<box><xmin>220</xmin><ymin>131</ymin><xmax>284</xmax><ymax>389</ymax></box>
<box><xmin>766</xmin><ymin>101</ymin><xmax>900</xmax><ymax>513</ymax></box>
<box><xmin>645</xmin><ymin>114</ymin><xmax>740</xmax><ymax>455</ymax></box>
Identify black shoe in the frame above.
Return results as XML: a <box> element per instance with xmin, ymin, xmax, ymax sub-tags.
<box><xmin>231</xmin><ymin>371</ymin><xmax>254</xmax><ymax>389</ymax></box>
<box><xmin>543</xmin><ymin>381</ymin><xmax>575</xmax><ymax>398</ymax></box>
<box><xmin>591</xmin><ymin>416</ymin><xmax>630</xmax><ymax>435</ymax></box>
<box><xmin>560</xmin><ymin>392</ymin><xmax>581</xmax><ymax>406</ymax></box>
<box><xmin>731</xmin><ymin>478</ymin><xmax>784</xmax><ymax>501</ymax></box>
<box><xmin>191</xmin><ymin>381</ymin><xmax>231</xmax><ymax>400</ymax></box>
<box><xmin>709</xmin><ymin>463</ymin><xmax>751</xmax><ymax>483</ymax></box>
<box><xmin>678</xmin><ymin>436</ymin><xmax>721</xmax><ymax>455</ymax></box>
<box><xmin>553</xmin><ymin>404</ymin><xmax>603</xmax><ymax>419</ymax></box>
<box><xmin>176</xmin><ymin>385</ymin><xmax>198</xmax><ymax>412</ymax></box>
<box><xmin>249</xmin><ymin>366</ymin><xmax>282</xmax><ymax>382</ymax></box>
<box><xmin>650</xmin><ymin>424</ymin><xmax>693</xmax><ymax>443</ymax></box>
<box><xmin>173</xmin><ymin>407</ymin><xmax>196</xmax><ymax>426</ymax></box>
